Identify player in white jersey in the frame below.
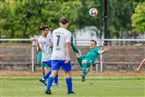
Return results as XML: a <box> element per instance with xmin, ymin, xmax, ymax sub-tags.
<box><xmin>45</xmin><ymin>18</ymin><xmax>75</xmax><ymax>94</ymax></box>
<box><xmin>33</xmin><ymin>25</ymin><xmax>59</xmax><ymax>86</ymax></box>
<box><xmin>51</xmin><ymin>28</ymin><xmax>71</xmax><ymax>60</ymax></box>
<box><xmin>38</xmin><ymin>30</ymin><xmax>52</xmax><ymax>62</ymax></box>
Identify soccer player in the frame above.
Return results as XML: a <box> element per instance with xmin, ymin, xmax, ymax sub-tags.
<box><xmin>33</xmin><ymin>25</ymin><xmax>59</xmax><ymax>86</ymax></box>
<box><xmin>71</xmin><ymin>39</ymin><xmax>109</xmax><ymax>82</ymax></box>
<box><xmin>136</xmin><ymin>58</ymin><xmax>145</xmax><ymax>72</ymax></box>
<box><xmin>45</xmin><ymin>18</ymin><xmax>75</xmax><ymax>94</ymax></box>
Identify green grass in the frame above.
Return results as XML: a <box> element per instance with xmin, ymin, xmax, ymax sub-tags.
<box><xmin>1</xmin><ymin>76</ymin><xmax>145</xmax><ymax>97</ymax></box>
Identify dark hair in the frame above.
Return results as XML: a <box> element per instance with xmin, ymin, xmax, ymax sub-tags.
<box><xmin>90</xmin><ymin>39</ymin><xmax>97</xmax><ymax>45</ymax></box>
<box><xmin>40</xmin><ymin>25</ymin><xmax>49</xmax><ymax>30</ymax></box>
<box><xmin>59</xmin><ymin>18</ymin><xmax>69</xmax><ymax>24</ymax></box>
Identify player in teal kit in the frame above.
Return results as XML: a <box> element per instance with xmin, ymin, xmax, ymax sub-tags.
<box><xmin>71</xmin><ymin>39</ymin><xmax>109</xmax><ymax>81</ymax></box>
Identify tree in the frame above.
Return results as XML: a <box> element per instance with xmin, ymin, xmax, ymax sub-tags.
<box><xmin>131</xmin><ymin>2</ymin><xmax>145</xmax><ymax>33</ymax></box>
<box><xmin>0</xmin><ymin>0</ymin><xmax>141</xmax><ymax>38</ymax></box>
<box><xmin>0</xmin><ymin>0</ymin><xmax>82</xmax><ymax>38</ymax></box>
<box><xmin>77</xmin><ymin>0</ymin><xmax>138</xmax><ymax>38</ymax></box>
<box><xmin>0</xmin><ymin>0</ymin><xmax>17</xmax><ymax>38</ymax></box>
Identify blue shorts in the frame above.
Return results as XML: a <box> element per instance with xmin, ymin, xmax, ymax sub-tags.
<box><xmin>51</xmin><ymin>60</ymin><xmax>72</xmax><ymax>72</ymax></box>
<box><xmin>43</xmin><ymin>60</ymin><xmax>51</xmax><ymax>67</ymax></box>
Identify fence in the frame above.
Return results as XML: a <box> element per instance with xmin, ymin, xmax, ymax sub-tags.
<box><xmin>0</xmin><ymin>39</ymin><xmax>35</xmax><ymax>72</ymax></box>
<box><xmin>0</xmin><ymin>38</ymin><xmax>145</xmax><ymax>72</ymax></box>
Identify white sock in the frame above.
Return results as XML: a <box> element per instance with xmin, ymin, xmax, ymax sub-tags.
<box><xmin>41</xmin><ymin>77</ymin><xmax>45</xmax><ymax>80</ymax></box>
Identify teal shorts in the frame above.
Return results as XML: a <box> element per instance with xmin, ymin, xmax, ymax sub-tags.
<box><xmin>37</xmin><ymin>51</ymin><xmax>47</xmax><ymax>68</ymax></box>
<box><xmin>77</xmin><ymin>55</ymin><xmax>92</xmax><ymax>68</ymax></box>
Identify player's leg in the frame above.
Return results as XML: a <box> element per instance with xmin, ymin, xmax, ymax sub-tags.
<box><xmin>45</xmin><ymin>60</ymin><xmax>60</xmax><ymax>94</ymax></box>
<box><xmin>81</xmin><ymin>60</ymin><xmax>88</xmax><ymax>82</ymax></box>
<box><xmin>76</xmin><ymin>57</ymin><xmax>83</xmax><ymax>67</ymax></box>
<box><xmin>39</xmin><ymin>61</ymin><xmax>52</xmax><ymax>86</ymax></box>
<box><xmin>81</xmin><ymin>57</ymin><xmax>92</xmax><ymax>82</ymax></box>
<box><xmin>62</xmin><ymin>60</ymin><xmax>75</xmax><ymax>94</ymax></box>
<box><xmin>45</xmin><ymin>60</ymin><xmax>60</xmax><ymax>86</ymax></box>
<box><xmin>40</xmin><ymin>69</ymin><xmax>51</xmax><ymax>86</ymax></box>
<box><xmin>65</xmin><ymin>71</ymin><xmax>75</xmax><ymax>94</ymax></box>
<box><xmin>53</xmin><ymin>73</ymin><xmax>60</xmax><ymax>86</ymax></box>
<box><xmin>42</xmin><ymin>67</ymin><xmax>45</xmax><ymax>76</ymax></box>
<box><xmin>70</xmin><ymin>37</ymin><xmax>81</xmax><ymax>57</ymax></box>
<box><xmin>76</xmin><ymin>56</ymin><xmax>87</xmax><ymax>77</ymax></box>
<box><xmin>45</xmin><ymin>70</ymin><xmax>58</xmax><ymax>94</ymax></box>
<box><xmin>86</xmin><ymin>67</ymin><xmax>90</xmax><ymax>75</ymax></box>
<box><xmin>43</xmin><ymin>70</ymin><xmax>51</xmax><ymax>79</ymax></box>
<box><xmin>76</xmin><ymin>55</ymin><xmax>87</xmax><ymax>68</ymax></box>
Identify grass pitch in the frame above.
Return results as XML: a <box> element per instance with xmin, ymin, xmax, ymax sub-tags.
<box><xmin>1</xmin><ymin>76</ymin><xmax>145</xmax><ymax>97</ymax></box>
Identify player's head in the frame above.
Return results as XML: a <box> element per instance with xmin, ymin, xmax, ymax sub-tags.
<box><xmin>90</xmin><ymin>39</ymin><xmax>97</xmax><ymax>49</ymax></box>
<box><xmin>40</xmin><ymin>25</ymin><xmax>50</xmax><ymax>36</ymax></box>
<box><xmin>59</xmin><ymin>18</ymin><xmax>69</xmax><ymax>28</ymax></box>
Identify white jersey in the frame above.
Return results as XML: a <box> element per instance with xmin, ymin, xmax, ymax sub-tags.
<box><xmin>51</xmin><ymin>27</ymin><xmax>71</xmax><ymax>60</ymax></box>
<box><xmin>38</xmin><ymin>32</ymin><xmax>52</xmax><ymax>61</ymax></box>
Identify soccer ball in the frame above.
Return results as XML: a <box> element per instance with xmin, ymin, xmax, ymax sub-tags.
<box><xmin>89</xmin><ymin>8</ymin><xmax>98</xmax><ymax>16</ymax></box>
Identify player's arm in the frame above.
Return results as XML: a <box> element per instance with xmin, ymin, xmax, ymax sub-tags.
<box><xmin>65</xmin><ymin>42</ymin><xmax>71</xmax><ymax>64</ymax></box>
<box><xmin>49</xmin><ymin>36</ymin><xmax>53</xmax><ymax>48</ymax></box>
<box><xmin>37</xmin><ymin>44</ymin><xmax>41</xmax><ymax>52</ymax></box>
<box><xmin>49</xmin><ymin>42</ymin><xmax>53</xmax><ymax>48</ymax></box>
<box><xmin>33</xmin><ymin>39</ymin><xmax>41</xmax><ymax>52</ymax></box>
<box><xmin>136</xmin><ymin>58</ymin><xmax>145</xmax><ymax>72</ymax></box>
<box><xmin>98</xmin><ymin>46</ymin><xmax>110</xmax><ymax>54</ymax></box>
<box><xmin>65</xmin><ymin>32</ymin><xmax>71</xmax><ymax>64</ymax></box>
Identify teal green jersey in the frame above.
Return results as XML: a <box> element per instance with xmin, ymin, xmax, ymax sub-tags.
<box><xmin>85</xmin><ymin>47</ymin><xmax>100</xmax><ymax>64</ymax></box>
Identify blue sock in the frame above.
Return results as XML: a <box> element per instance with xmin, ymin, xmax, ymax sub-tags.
<box><xmin>43</xmin><ymin>71</ymin><xmax>51</xmax><ymax>79</ymax></box>
<box><xmin>54</xmin><ymin>74</ymin><xmax>58</xmax><ymax>84</ymax></box>
<box><xmin>66</xmin><ymin>78</ymin><xmax>72</xmax><ymax>93</ymax></box>
<box><xmin>46</xmin><ymin>77</ymin><xmax>54</xmax><ymax>91</ymax></box>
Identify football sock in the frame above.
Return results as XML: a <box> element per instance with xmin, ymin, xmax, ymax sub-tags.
<box><xmin>43</xmin><ymin>71</ymin><xmax>51</xmax><ymax>79</ymax></box>
<box><xmin>41</xmin><ymin>77</ymin><xmax>45</xmax><ymax>80</ymax></box>
<box><xmin>66</xmin><ymin>78</ymin><xmax>72</xmax><ymax>93</ymax></box>
<box><xmin>77</xmin><ymin>57</ymin><xmax>82</xmax><ymax>66</ymax></box>
<box><xmin>82</xmin><ymin>63</ymin><xmax>87</xmax><ymax>77</ymax></box>
<box><xmin>54</xmin><ymin>74</ymin><xmax>58</xmax><ymax>84</ymax></box>
<box><xmin>47</xmin><ymin>77</ymin><xmax>54</xmax><ymax>90</ymax></box>
<box><xmin>71</xmin><ymin>43</ymin><xmax>79</xmax><ymax>53</ymax></box>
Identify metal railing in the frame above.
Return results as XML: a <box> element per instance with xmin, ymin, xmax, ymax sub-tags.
<box><xmin>0</xmin><ymin>38</ymin><xmax>145</xmax><ymax>72</ymax></box>
<box><xmin>0</xmin><ymin>38</ymin><xmax>35</xmax><ymax>72</ymax></box>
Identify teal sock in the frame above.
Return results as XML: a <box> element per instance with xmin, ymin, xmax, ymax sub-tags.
<box><xmin>71</xmin><ymin>43</ymin><xmax>79</xmax><ymax>53</ymax></box>
<box><xmin>82</xmin><ymin>63</ymin><xmax>87</xmax><ymax>77</ymax></box>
